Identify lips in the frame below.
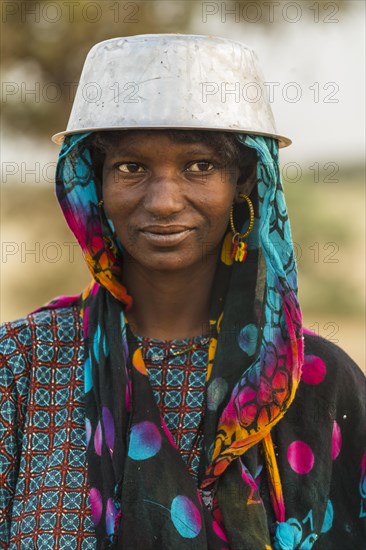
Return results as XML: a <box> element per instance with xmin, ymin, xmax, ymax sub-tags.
<box><xmin>139</xmin><ymin>225</ymin><xmax>193</xmax><ymax>246</ymax></box>
<box><xmin>141</xmin><ymin>225</ymin><xmax>192</xmax><ymax>234</ymax></box>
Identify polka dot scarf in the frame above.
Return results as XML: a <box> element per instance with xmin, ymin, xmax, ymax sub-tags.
<box><xmin>54</xmin><ymin>133</ymin><xmax>304</xmax><ymax>549</ymax></box>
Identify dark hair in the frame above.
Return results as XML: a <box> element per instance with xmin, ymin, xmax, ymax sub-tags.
<box><xmin>79</xmin><ymin>129</ymin><xmax>257</xmax><ymax>192</ymax></box>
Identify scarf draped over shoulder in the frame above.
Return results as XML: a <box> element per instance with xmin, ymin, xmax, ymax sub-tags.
<box><xmin>48</xmin><ymin>132</ymin><xmax>304</xmax><ymax>549</ymax></box>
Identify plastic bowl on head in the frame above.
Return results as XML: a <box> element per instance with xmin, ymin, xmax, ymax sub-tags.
<box><xmin>51</xmin><ymin>34</ymin><xmax>291</xmax><ymax>148</ymax></box>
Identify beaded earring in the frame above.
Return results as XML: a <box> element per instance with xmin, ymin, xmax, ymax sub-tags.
<box><xmin>229</xmin><ymin>193</ymin><xmax>255</xmax><ymax>262</ymax></box>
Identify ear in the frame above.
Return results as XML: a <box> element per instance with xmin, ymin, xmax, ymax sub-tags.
<box><xmin>234</xmin><ymin>164</ymin><xmax>257</xmax><ymax>203</ymax></box>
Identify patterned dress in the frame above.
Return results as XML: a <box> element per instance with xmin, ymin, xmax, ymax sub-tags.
<box><xmin>135</xmin><ymin>333</ymin><xmax>210</xmax><ymax>480</ymax></box>
<box><xmin>0</xmin><ymin>306</ymin><xmax>365</xmax><ymax>548</ymax></box>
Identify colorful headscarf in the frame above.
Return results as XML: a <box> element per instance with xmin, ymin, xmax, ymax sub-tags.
<box><xmin>52</xmin><ymin>132</ymin><xmax>303</xmax><ymax>549</ymax></box>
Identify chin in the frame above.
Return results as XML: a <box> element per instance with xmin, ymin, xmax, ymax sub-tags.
<box><xmin>144</xmin><ymin>255</ymin><xmax>195</xmax><ymax>272</ymax></box>
<box><xmin>125</xmin><ymin>249</ymin><xmax>207</xmax><ymax>273</ymax></box>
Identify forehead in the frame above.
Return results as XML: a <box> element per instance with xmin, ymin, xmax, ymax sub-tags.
<box><xmin>102</xmin><ymin>130</ymin><xmax>221</xmax><ymax>155</ymax></box>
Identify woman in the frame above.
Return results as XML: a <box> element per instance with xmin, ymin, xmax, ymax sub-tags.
<box><xmin>0</xmin><ymin>35</ymin><xmax>364</xmax><ymax>549</ymax></box>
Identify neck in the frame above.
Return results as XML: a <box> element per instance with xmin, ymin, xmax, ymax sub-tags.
<box><xmin>123</xmin><ymin>256</ymin><xmax>218</xmax><ymax>340</ymax></box>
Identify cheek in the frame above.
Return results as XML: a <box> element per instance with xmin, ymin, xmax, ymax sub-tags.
<box><xmin>211</xmin><ymin>205</ymin><xmax>232</xmax><ymax>237</ymax></box>
<box><xmin>103</xmin><ymin>177</ymin><xmax>129</xmax><ymax>225</ymax></box>
<box><xmin>196</xmin><ymin>197</ymin><xmax>233</xmax><ymax>246</ymax></box>
<box><xmin>103</xmin><ymin>193</ymin><xmax>122</xmax><ymax>228</ymax></box>
<box><xmin>206</xmin><ymin>182</ymin><xmax>236</xmax><ymax>227</ymax></box>
<box><xmin>102</xmin><ymin>181</ymin><xmax>143</xmax><ymax>251</ymax></box>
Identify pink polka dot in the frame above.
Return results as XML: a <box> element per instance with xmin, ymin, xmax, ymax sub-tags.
<box><xmin>301</xmin><ymin>355</ymin><xmax>326</xmax><ymax>385</ymax></box>
<box><xmin>287</xmin><ymin>440</ymin><xmax>315</xmax><ymax>474</ymax></box>
<box><xmin>212</xmin><ymin>520</ymin><xmax>229</xmax><ymax>542</ymax></box>
<box><xmin>331</xmin><ymin>421</ymin><xmax>342</xmax><ymax>460</ymax></box>
<box><xmin>90</xmin><ymin>487</ymin><xmax>103</xmax><ymax>526</ymax></box>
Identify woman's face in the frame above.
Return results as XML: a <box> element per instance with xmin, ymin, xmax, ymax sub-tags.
<box><xmin>102</xmin><ymin>131</ymin><xmax>242</xmax><ymax>272</ymax></box>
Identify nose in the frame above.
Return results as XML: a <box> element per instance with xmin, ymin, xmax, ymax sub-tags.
<box><xmin>143</xmin><ymin>171</ymin><xmax>185</xmax><ymax>219</ymax></box>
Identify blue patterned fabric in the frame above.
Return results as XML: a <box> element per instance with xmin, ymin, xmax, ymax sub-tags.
<box><xmin>136</xmin><ymin>334</ymin><xmax>209</xmax><ymax>479</ymax></box>
<box><xmin>0</xmin><ymin>307</ymin><xmax>96</xmax><ymax>548</ymax></box>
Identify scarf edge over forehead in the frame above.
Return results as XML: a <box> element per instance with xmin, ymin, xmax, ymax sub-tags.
<box><xmin>44</xmin><ymin>130</ymin><xmax>304</xmax><ymax>546</ymax></box>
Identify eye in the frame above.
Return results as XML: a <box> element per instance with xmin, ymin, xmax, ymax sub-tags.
<box><xmin>117</xmin><ymin>163</ymin><xmax>145</xmax><ymax>173</ymax></box>
<box><xmin>186</xmin><ymin>161</ymin><xmax>215</xmax><ymax>172</ymax></box>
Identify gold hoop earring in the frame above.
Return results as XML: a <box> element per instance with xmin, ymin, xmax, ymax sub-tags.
<box><xmin>229</xmin><ymin>193</ymin><xmax>254</xmax><ymax>263</ymax></box>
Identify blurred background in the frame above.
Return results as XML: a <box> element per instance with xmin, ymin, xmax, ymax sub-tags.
<box><xmin>1</xmin><ymin>0</ymin><xmax>365</xmax><ymax>370</ymax></box>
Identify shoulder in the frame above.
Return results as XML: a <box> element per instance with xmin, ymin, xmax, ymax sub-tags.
<box><xmin>0</xmin><ymin>306</ymin><xmax>82</xmax><ymax>370</ymax></box>
<box><xmin>301</xmin><ymin>329</ymin><xmax>365</xmax><ymax>412</ymax></box>
<box><xmin>303</xmin><ymin>329</ymin><xmax>365</xmax><ymax>384</ymax></box>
